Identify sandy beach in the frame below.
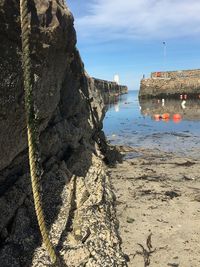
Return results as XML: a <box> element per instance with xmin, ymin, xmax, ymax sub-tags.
<box><xmin>109</xmin><ymin>146</ymin><xmax>200</xmax><ymax>267</ymax></box>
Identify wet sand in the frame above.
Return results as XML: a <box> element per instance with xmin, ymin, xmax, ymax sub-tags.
<box><xmin>109</xmin><ymin>146</ymin><xmax>200</xmax><ymax>267</ymax></box>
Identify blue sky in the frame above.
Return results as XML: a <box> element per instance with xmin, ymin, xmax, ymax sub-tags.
<box><xmin>67</xmin><ymin>0</ymin><xmax>200</xmax><ymax>90</ymax></box>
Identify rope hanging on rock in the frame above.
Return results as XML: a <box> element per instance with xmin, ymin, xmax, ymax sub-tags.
<box><xmin>19</xmin><ymin>0</ymin><xmax>57</xmax><ymax>264</ymax></box>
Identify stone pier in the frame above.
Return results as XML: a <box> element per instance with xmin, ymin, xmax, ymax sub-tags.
<box><xmin>139</xmin><ymin>69</ymin><xmax>200</xmax><ymax>98</ymax></box>
<box><xmin>93</xmin><ymin>78</ymin><xmax>128</xmax><ymax>103</ymax></box>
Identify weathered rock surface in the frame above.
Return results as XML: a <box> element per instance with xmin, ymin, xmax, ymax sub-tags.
<box><xmin>151</xmin><ymin>69</ymin><xmax>200</xmax><ymax>79</ymax></box>
<box><xmin>93</xmin><ymin>78</ymin><xmax>128</xmax><ymax>104</ymax></box>
<box><xmin>140</xmin><ymin>70</ymin><xmax>200</xmax><ymax>98</ymax></box>
<box><xmin>0</xmin><ymin>1</ymin><xmax>126</xmax><ymax>266</ymax></box>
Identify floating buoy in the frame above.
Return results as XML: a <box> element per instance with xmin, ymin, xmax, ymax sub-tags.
<box><xmin>162</xmin><ymin>113</ymin><xmax>170</xmax><ymax>119</ymax></box>
<box><xmin>154</xmin><ymin>114</ymin><xmax>161</xmax><ymax>121</ymax></box>
<box><xmin>184</xmin><ymin>94</ymin><xmax>187</xmax><ymax>100</ymax></box>
<box><xmin>173</xmin><ymin>113</ymin><xmax>182</xmax><ymax>123</ymax></box>
<box><xmin>173</xmin><ymin>114</ymin><xmax>181</xmax><ymax>119</ymax></box>
<box><xmin>180</xmin><ymin>94</ymin><xmax>183</xmax><ymax>100</ymax></box>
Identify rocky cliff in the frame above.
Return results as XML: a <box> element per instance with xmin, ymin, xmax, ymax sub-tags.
<box><xmin>0</xmin><ymin>1</ymin><xmax>126</xmax><ymax>266</ymax></box>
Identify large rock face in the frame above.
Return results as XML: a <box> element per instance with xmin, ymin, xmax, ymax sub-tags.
<box><xmin>0</xmin><ymin>1</ymin><xmax>126</xmax><ymax>266</ymax></box>
<box><xmin>0</xmin><ymin>0</ymin><xmax>100</xmax><ymax>172</ymax></box>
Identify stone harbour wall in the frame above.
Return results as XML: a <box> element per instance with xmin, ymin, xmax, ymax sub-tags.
<box><xmin>140</xmin><ymin>69</ymin><xmax>200</xmax><ymax>98</ymax></box>
<box><xmin>151</xmin><ymin>69</ymin><xmax>200</xmax><ymax>79</ymax></box>
<box><xmin>93</xmin><ymin>78</ymin><xmax>128</xmax><ymax>103</ymax></box>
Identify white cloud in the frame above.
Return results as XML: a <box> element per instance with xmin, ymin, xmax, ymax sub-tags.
<box><xmin>74</xmin><ymin>0</ymin><xmax>200</xmax><ymax>42</ymax></box>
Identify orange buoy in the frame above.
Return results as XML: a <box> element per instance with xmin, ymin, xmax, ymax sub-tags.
<box><xmin>173</xmin><ymin>113</ymin><xmax>182</xmax><ymax>123</ymax></box>
<box><xmin>173</xmin><ymin>114</ymin><xmax>181</xmax><ymax>119</ymax></box>
<box><xmin>162</xmin><ymin>113</ymin><xmax>170</xmax><ymax>119</ymax></box>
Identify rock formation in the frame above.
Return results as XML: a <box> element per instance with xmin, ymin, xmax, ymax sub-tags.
<box><xmin>0</xmin><ymin>1</ymin><xmax>127</xmax><ymax>266</ymax></box>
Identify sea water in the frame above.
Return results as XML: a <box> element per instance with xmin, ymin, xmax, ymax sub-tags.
<box><xmin>103</xmin><ymin>90</ymin><xmax>200</xmax><ymax>158</ymax></box>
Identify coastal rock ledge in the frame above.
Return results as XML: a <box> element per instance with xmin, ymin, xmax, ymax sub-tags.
<box><xmin>0</xmin><ymin>1</ymin><xmax>127</xmax><ymax>266</ymax></box>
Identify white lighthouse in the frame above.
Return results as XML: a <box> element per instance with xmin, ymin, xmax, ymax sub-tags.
<box><xmin>114</xmin><ymin>74</ymin><xmax>120</xmax><ymax>85</ymax></box>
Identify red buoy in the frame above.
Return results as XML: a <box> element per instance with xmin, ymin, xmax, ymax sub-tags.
<box><xmin>173</xmin><ymin>114</ymin><xmax>181</xmax><ymax>119</ymax></box>
<box><xmin>162</xmin><ymin>113</ymin><xmax>170</xmax><ymax>119</ymax></box>
<box><xmin>173</xmin><ymin>114</ymin><xmax>182</xmax><ymax>123</ymax></box>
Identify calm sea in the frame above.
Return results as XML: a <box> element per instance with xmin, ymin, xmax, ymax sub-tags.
<box><xmin>103</xmin><ymin>90</ymin><xmax>200</xmax><ymax>158</ymax></box>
